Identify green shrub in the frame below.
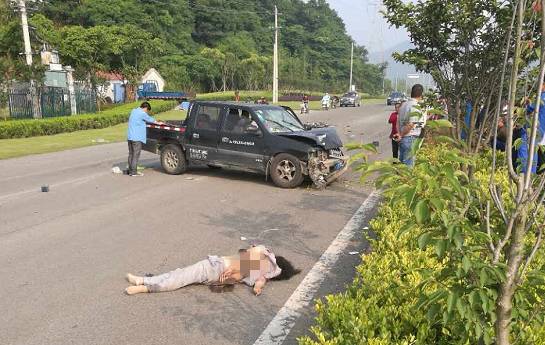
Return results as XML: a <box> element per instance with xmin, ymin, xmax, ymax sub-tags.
<box><xmin>0</xmin><ymin>100</ymin><xmax>176</xmax><ymax>139</ymax></box>
<box><xmin>195</xmin><ymin>90</ymin><xmax>324</xmax><ymax>101</ymax></box>
<box><xmin>299</xmin><ymin>144</ymin><xmax>545</xmax><ymax>345</ymax></box>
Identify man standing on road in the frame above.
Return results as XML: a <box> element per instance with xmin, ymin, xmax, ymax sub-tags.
<box><xmin>127</xmin><ymin>102</ymin><xmax>156</xmax><ymax>177</ymax></box>
<box><xmin>395</xmin><ymin>84</ymin><xmax>425</xmax><ymax>166</ymax></box>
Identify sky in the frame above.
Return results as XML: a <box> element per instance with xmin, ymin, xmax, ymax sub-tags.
<box><xmin>325</xmin><ymin>0</ymin><xmax>410</xmax><ymax>56</ymax></box>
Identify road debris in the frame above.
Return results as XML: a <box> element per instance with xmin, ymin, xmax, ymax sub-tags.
<box><xmin>41</xmin><ymin>185</ymin><xmax>49</xmax><ymax>192</ymax></box>
<box><xmin>111</xmin><ymin>166</ymin><xmax>123</xmax><ymax>174</ymax></box>
<box><xmin>349</xmin><ymin>251</ymin><xmax>359</xmax><ymax>255</ymax></box>
<box><xmin>240</xmin><ymin>236</ymin><xmax>247</xmax><ymax>241</ymax></box>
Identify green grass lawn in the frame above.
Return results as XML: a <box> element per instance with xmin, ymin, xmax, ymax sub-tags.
<box><xmin>0</xmin><ymin>108</ymin><xmax>186</xmax><ymax>160</ymax></box>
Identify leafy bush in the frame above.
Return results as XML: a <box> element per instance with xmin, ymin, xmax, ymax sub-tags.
<box><xmin>0</xmin><ymin>100</ymin><xmax>176</xmax><ymax>139</ymax></box>
<box><xmin>299</xmin><ymin>144</ymin><xmax>545</xmax><ymax>345</ymax></box>
<box><xmin>195</xmin><ymin>90</ymin><xmax>324</xmax><ymax>102</ymax></box>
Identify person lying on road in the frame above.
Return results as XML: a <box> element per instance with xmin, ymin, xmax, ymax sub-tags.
<box><xmin>125</xmin><ymin>245</ymin><xmax>300</xmax><ymax>296</ymax></box>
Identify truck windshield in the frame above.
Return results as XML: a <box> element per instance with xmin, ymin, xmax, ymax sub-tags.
<box><xmin>254</xmin><ymin>108</ymin><xmax>305</xmax><ymax>133</ymax></box>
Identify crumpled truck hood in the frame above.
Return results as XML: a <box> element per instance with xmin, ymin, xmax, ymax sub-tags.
<box><xmin>277</xmin><ymin>127</ymin><xmax>343</xmax><ymax>150</ymax></box>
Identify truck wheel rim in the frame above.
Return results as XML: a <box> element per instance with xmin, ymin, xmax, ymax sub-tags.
<box><xmin>165</xmin><ymin>151</ymin><xmax>179</xmax><ymax>169</ymax></box>
<box><xmin>277</xmin><ymin>160</ymin><xmax>296</xmax><ymax>181</ymax></box>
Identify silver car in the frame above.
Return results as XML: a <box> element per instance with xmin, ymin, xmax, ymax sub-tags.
<box><xmin>340</xmin><ymin>92</ymin><xmax>361</xmax><ymax>107</ymax></box>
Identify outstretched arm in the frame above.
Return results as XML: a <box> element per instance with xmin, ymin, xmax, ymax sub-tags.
<box><xmin>253</xmin><ymin>276</ymin><xmax>267</xmax><ymax>296</ymax></box>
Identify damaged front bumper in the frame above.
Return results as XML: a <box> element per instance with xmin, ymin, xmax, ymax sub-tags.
<box><xmin>305</xmin><ymin>149</ymin><xmax>349</xmax><ymax>188</ymax></box>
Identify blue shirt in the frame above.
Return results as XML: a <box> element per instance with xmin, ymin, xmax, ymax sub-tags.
<box><xmin>127</xmin><ymin>108</ymin><xmax>156</xmax><ymax>144</ymax></box>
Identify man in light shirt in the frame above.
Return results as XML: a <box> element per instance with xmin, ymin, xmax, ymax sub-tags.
<box><xmin>127</xmin><ymin>102</ymin><xmax>156</xmax><ymax>176</ymax></box>
<box><xmin>395</xmin><ymin>84</ymin><xmax>425</xmax><ymax>166</ymax></box>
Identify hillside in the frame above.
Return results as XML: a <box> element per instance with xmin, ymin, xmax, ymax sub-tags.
<box><xmin>0</xmin><ymin>0</ymin><xmax>387</xmax><ymax>95</ymax></box>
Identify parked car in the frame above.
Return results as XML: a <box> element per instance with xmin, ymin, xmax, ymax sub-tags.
<box><xmin>387</xmin><ymin>91</ymin><xmax>407</xmax><ymax>106</ymax></box>
<box><xmin>340</xmin><ymin>92</ymin><xmax>361</xmax><ymax>107</ymax></box>
<box><xmin>143</xmin><ymin>101</ymin><xmax>348</xmax><ymax>188</ymax></box>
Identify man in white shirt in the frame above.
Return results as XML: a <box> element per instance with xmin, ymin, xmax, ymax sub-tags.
<box><xmin>395</xmin><ymin>84</ymin><xmax>425</xmax><ymax>166</ymax></box>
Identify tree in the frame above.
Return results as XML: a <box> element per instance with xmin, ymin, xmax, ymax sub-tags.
<box><xmin>382</xmin><ymin>0</ymin><xmax>515</xmax><ymax>152</ymax></box>
<box><xmin>373</xmin><ymin>1</ymin><xmax>545</xmax><ymax>344</ymax></box>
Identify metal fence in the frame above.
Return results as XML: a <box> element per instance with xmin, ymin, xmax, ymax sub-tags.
<box><xmin>8</xmin><ymin>89</ymin><xmax>34</xmax><ymax>119</ymax></box>
<box><xmin>75</xmin><ymin>88</ymin><xmax>97</xmax><ymax>114</ymax></box>
<box><xmin>40</xmin><ymin>87</ymin><xmax>71</xmax><ymax>118</ymax></box>
<box><xmin>5</xmin><ymin>86</ymin><xmax>97</xmax><ymax>119</ymax></box>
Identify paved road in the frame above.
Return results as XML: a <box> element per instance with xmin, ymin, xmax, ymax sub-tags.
<box><xmin>0</xmin><ymin>103</ymin><xmax>392</xmax><ymax>345</ymax></box>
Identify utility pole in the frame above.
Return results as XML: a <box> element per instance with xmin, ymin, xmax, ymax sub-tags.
<box><xmin>349</xmin><ymin>42</ymin><xmax>354</xmax><ymax>92</ymax></box>
<box><xmin>273</xmin><ymin>5</ymin><xmax>279</xmax><ymax>104</ymax></box>
<box><xmin>18</xmin><ymin>0</ymin><xmax>41</xmax><ymax>118</ymax></box>
<box><xmin>19</xmin><ymin>0</ymin><xmax>32</xmax><ymax>66</ymax></box>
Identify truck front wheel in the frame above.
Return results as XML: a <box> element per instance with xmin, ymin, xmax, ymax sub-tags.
<box><xmin>160</xmin><ymin>144</ymin><xmax>187</xmax><ymax>175</ymax></box>
<box><xmin>270</xmin><ymin>153</ymin><xmax>304</xmax><ymax>188</ymax></box>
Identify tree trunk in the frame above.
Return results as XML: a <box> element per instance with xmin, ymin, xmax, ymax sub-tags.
<box><xmin>495</xmin><ymin>209</ymin><xmax>528</xmax><ymax>345</ymax></box>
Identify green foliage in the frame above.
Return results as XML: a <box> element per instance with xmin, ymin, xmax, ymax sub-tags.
<box><xmin>14</xmin><ymin>0</ymin><xmax>387</xmax><ymax>94</ymax></box>
<box><xmin>0</xmin><ymin>101</ymin><xmax>176</xmax><ymax>139</ymax></box>
<box><xmin>381</xmin><ymin>0</ymin><xmax>521</xmax><ymax>148</ymax></box>
<box><xmin>300</xmin><ymin>144</ymin><xmax>545</xmax><ymax>345</ymax></box>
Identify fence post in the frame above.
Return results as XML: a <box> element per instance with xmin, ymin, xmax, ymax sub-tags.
<box><xmin>31</xmin><ymin>81</ymin><xmax>42</xmax><ymax>118</ymax></box>
<box><xmin>66</xmin><ymin>66</ymin><xmax>77</xmax><ymax>115</ymax></box>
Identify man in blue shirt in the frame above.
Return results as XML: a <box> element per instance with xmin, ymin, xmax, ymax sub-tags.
<box><xmin>127</xmin><ymin>102</ymin><xmax>156</xmax><ymax>176</ymax></box>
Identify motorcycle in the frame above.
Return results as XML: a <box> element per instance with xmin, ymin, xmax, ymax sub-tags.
<box><xmin>321</xmin><ymin>99</ymin><xmax>330</xmax><ymax>111</ymax></box>
<box><xmin>331</xmin><ymin>96</ymin><xmax>339</xmax><ymax>109</ymax></box>
<box><xmin>300</xmin><ymin>101</ymin><xmax>309</xmax><ymax>114</ymax></box>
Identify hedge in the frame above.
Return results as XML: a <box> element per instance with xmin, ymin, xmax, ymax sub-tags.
<box><xmin>0</xmin><ymin>100</ymin><xmax>177</xmax><ymax>139</ymax></box>
<box><xmin>299</xmin><ymin>145</ymin><xmax>545</xmax><ymax>345</ymax></box>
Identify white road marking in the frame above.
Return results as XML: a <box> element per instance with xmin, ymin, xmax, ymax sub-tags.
<box><xmin>253</xmin><ymin>190</ymin><xmax>381</xmax><ymax>345</ymax></box>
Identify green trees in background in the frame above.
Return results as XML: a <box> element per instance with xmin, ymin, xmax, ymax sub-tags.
<box><xmin>1</xmin><ymin>0</ymin><xmax>386</xmax><ymax>95</ymax></box>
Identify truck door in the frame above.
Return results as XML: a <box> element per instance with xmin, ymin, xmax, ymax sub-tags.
<box><xmin>186</xmin><ymin>104</ymin><xmax>224</xmax><ymax>164</ymax></box>
<box><xmin>217</xmin><ymin>107</ymin><xmax>266</xmax><ymax>171</ymax></box>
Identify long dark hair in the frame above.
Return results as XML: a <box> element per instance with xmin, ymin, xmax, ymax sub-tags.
<box><xmin>271</xmin><ymin>256</ymin><xmax>301</xmax><ymax>281</ymax></box>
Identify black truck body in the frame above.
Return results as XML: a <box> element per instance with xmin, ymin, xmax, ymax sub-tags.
<box><xmin>143</xmin><ymin>101</ymin><xmax>348</xmax><ymax>188</ymax></box>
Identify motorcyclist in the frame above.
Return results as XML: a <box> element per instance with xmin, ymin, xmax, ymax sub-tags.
<box><xmin>301</xmin><ymin>94</ymin><xmax>310</xmax><ymax>114</ymax></box>
<box><xmin>321</xmin><ymin>93</ymin><xmax>331</xmax><ymax>110</ymax></box>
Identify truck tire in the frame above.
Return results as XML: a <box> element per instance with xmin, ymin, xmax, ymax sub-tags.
<box><xmin>160</xmin><ymin>144</ymin><xmax>187</xmax><ymax>175</ymax></box>
<box><xmin>270</xmin><ymin>153</ymin><xmax>304</xmax><ymax>188</ymax></box>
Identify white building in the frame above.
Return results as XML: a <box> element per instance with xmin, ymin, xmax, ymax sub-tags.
<box><xmin>140</xmin><ymin>68</ymin><xmax>165</xmax><ymax>92</ymax></box>
<box><xmin>96</xmin><ymin>71</ymin><xmax>126</xmax><ymax>103</ymax></box>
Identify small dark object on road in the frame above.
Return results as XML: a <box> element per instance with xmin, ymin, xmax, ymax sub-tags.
<box><xmin>373</xmin><ymin>141</ymin><xmax>380</xmax><ymax>148</ymax></box>
<box><xmin>41</xmin><ymin>185</ymin><xmax>49</xmax><ymax>192</ymax></box>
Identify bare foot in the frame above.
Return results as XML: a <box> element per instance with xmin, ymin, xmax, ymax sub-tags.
<box><xmin>126</xmin><ymin>273</ymin><xmax>144</xmax><ymax>286</ymax></box>
<box><xmin>125</xmin><ymin>285</ymin><xmax>149</xmax><ymax>295</ymax></box>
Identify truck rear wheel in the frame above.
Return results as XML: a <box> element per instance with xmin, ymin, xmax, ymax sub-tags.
<box><xmin>160</xmin><ymin>144</ymin><xmax>187</xmax><ymax>175</ymax></box>
<box><xmin>270</xmin><ymin>153</ymin><xmax>304</xmax><ymax>188</ymax></box>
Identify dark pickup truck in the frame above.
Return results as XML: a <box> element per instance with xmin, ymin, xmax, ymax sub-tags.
<box><xmin>143</xmin><ymin>101</ymin><xmax>348</xmax><ymax>188</ymax></box>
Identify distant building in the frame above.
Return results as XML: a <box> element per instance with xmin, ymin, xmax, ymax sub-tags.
<box><xmin>96</xmin><ymin>71</ymin><xmax>126</xmax><ymax>103</ymax></box>
<box><xmin>141</xmin><ymin>68</ymin><xmax>165</xmax><ymax>92</ymax></box>
<box><xmin>96</xmin><ymin>68</ymin><xmax>165</xmax><ymax>103</ymax></box>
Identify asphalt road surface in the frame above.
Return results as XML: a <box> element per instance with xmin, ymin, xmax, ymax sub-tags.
<box><xmin>0</xmin><ymin>102</ymin><xmax>393</xmax><ymax>345</ymax></box>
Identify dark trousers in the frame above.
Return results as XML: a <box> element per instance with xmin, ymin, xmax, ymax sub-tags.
<box><xmin>391</xmin><ymin>139</ymin><xmax>399</xmax><ymax>159</ymax></box>
<box><xmin>128</xmin><ymin>140</ymin><xmax>142</xmax><ymax>175</ymax></box>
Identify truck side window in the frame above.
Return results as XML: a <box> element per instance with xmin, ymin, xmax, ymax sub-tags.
<box><xmin>223</xmin><ymin>108</ymin><xmax>252</xmax><ymax>134</ymax></box>
<box><xmin>195</xmin><ymin>105</ymin><xmax>221</xmax><ymax>130</ymax></box>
